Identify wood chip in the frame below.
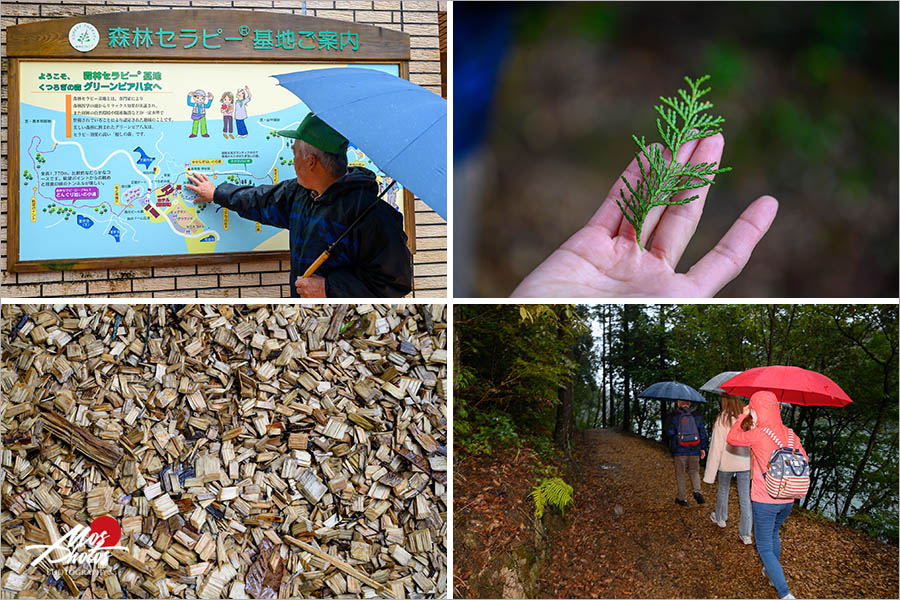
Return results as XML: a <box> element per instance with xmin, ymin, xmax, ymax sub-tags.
<box><xmin>151</xmin><ymin>494</ymin><xmax>179</xmax><ymax>520</ymax></box>
<box><xmin>1</xmin><ymin>304</ymin><xmax>447</xmax><ymax>598</ymax></box>
<box><xmin>87</xmin><ymin>485</ymin><xmax>114</xmax><ymax>517</ymax></box>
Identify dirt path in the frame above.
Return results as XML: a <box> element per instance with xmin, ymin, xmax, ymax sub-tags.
<box><xmin>537</xmin><ymin>429</ymin><xmax>898</xmax><ymax>599</ymax></box>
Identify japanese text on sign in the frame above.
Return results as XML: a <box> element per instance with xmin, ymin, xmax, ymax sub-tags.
<box><xmin>107</xmin><ymin>26</ymin><xmax>360</xmax><ymax>51</ymax></box>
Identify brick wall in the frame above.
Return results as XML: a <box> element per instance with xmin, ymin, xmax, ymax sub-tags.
<box><xmin>0</xmin><ymin>0</ymin><xmax>447</xmax><ymax>298</ymax></box>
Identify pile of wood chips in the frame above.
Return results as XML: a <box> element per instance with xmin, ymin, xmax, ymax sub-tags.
<box><xmin>0</xmin><ymin>304</ymin><xmax>447</xmax><ymax>599</ymax></box>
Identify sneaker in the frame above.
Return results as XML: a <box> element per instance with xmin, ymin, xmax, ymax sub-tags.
<box><xmin>780</xmin><ymin>594</ymin><xmax>795</xmax><ymax>600</ymax></box>
<box><xmin>693</xmin><ymin>492</ymin><xmax>706</xmax><ymax>504</ymax></box>
<box><xmin>202</xmin><ymin>134</ymin><xmax>209</xmax><ymax>138</ymax></box>
<box><xmin>710</xmin><ymin>512</ymin><xmax>726</xmax><ymax>528</ymax></box>
<box><xmin>675</xmin><ymin>498</ymin><xmax>688</xmax><ymax>506</ymax></box>
<box><xmin>740</xmin><ymin>535</ymin><xmax>753</xmax><ymax>545</ymax></box>
<box><xmin>762</xmin><ymin>567</ymin><xmax>774</xmax><ymax>588</ymax></box>
<box><xmin>189</xmin><ymin>134</ymin><xmax>197</xmax><ymax>138</ymax></box>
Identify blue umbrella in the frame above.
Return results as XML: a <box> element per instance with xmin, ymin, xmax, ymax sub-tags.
<box><xmin>638</xmin><ymin>381</ymin><xmax>706</xmax><ymax>404</ymax></box>
<box><xmin>272</xmin><ymin>67</ymin><xmax>447</xmax><ymax>220</ymax></box>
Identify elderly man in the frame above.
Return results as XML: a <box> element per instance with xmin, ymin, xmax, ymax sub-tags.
<box><xmin>185</xmin><ymin>113</ymin><xmax>412</xmax><ymax>297</ymax></box>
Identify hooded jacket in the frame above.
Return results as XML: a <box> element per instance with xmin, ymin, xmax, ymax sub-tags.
<box><xmin>702</xmin><ymin>412</ymin><xmax>751</xmax><ymax>484</ymax></box>
<box><xmin>213</xmin><ymin>167</ymin><xmax>413</xmax><ymax>298</ymax></box>
<box><xmin>726</xmin><ymin>391</ymin><xmax>809</xmax><ymax>504</ymax></box>
<box><xmin>664</xmin><ymin>405</ymin><xmax>708</xmax><ymax>457</ymax></box>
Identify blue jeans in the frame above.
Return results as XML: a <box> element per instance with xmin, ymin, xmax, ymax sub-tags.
<box><xmin>752</xmin><ymin>501</ymin><xmax>793</xmax><ymax>599</ymax></box>
<box><xmin>715</xmin><ymin>470</ymin><xmax>752</xmax><ymax>538</ymax></box>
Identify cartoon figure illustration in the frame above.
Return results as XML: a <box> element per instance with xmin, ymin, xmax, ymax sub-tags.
<box><xmin>220</xmin><ymin>91</ymin><xmax>235</xmax><ymax>140</ymax></box>
<box><xmin>234</xmin><ymin>86</ymin><xmax>252</xmax><ymax>138</ymax></box>
<box><xmin>187</xmin><ymin>89</ymin><xmax>214</xmax><ymax>138</ymax></box>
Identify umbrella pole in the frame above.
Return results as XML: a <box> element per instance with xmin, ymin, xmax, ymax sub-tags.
<box><xmin>301</xmin><ymin>179</ymin><xmax>397</xmax><ymax>279</ymax></box>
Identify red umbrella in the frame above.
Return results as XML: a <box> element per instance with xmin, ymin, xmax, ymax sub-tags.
<box><xmin>720</xmin><ymin>366</ymin><xmax>852</xmax><ymax>407</ymax></box>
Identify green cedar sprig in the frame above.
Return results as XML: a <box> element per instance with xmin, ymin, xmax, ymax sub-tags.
<box><xmin>616</xmin><ymin>74</ymin><xmax>732</xmax><ymax>249</ymax></box>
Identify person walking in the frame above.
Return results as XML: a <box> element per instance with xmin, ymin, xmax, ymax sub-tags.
<box><xmin>727</xmin><ymin>391</ymin><xmax>809</xmax><ymax>600</ymax></box>
<box><xmin>665</xmin><ymin>400</ymin><xmax>708</xmax><ymax>506</ymax></box>
<box><xmin>703</xmin><ymin>395</ymin><xmax>753</xmax><ymax>544</ymax></box>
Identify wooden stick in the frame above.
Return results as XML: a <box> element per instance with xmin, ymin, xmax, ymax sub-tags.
<box><xmin>41</xmin><ymin>410</ymin><xmax>123</xmax><ymax>468</ymax></box>
<box><xmin>284</xmin><ymin>536</ymin><xmax>391</xmax><ymax>595</ymax></box>
<box><xmin>34</xmin><ymin>512</ymin><xmax>79</xmax><ymax>596</ymax></box>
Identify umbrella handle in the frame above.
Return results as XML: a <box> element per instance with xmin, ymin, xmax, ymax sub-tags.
<box><xmin>302</xmin><ymin>250</ymin><xmax>331</xmax><ymax>278</ymax></box>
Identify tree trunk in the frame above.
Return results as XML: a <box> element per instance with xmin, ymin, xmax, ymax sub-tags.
<box><xmin>840</xmin><ymin>388</ymin><xmax>887</xmax><ymax>520</ymax></box>
<box><xmin>765</xmin><ymin>305</ymin><xmax>776</xmax><ymax>366</ymax></box>
<box><xmin>603</xmin><ymin>305</ymin><xmax>612</xmax><ymax>428</ymax></box>
<box><xmin>553</xmin><ymin>313</ymin><xmax>576</xmax><ymax>451</ymax></box>
<box><xmin>622</xmin><ymin>306</ymin><xmax>632</xmax><ymax>433</ymax></box>
<box><xmin>553</xmin><ymin>365</ymin><xmax>575</xmax><ymax>451</ymax></box>
<box><xmin>657</xmin><ymin>305</ymin><xmax>667</xmax><ymax>440</ymax></box>
<box><xmin>598</xmin><ymin>307</ymin><xmax>607</xmax><ymax>428</ymax></box>
<box><xmin>591</xmin><ymin>388</ymin><xmax>602</xmax><ymax>428</ymax></box>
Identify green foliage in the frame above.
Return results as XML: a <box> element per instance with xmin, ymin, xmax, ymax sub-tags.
<box><xmin>455</xmin><ymin>304</ymin><xmax>592</xmax><ymax>456</ymax></box>
<box><xmin>455</xmin><ymin>407</ymin><xmax>520</xmax><ymax>455</ymax></box>
<box><xmin>617</xmin><ymin>75</ymin><xmax>732</xmax><ymax>248</ymax></box>
<box><xmin>455</xmin><ymin>306</ymin><xmax>579</xmax><ymax>418</ymax></box>
<box><xmin>531</xmin><ymin>461</ymin><xmax>561</xmax><ymax>480</ymax></box>
<box><xmin>527</xmin><ymin>435</ymin><xmax>559</xmax><ymax>465</ymax></box>
<box><xmin>529</xmin><ymin>477</ymin><xmax>574</xmax><ymax>519</ymax></box>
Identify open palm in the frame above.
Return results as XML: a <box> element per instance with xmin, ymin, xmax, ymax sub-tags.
<box><xmin>511</xmin><ymin>133</ymin><xmax>778</xmax><ymax>297</ymax></box>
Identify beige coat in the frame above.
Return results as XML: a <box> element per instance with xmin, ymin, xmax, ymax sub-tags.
<box><xmin>703</xmin><ymin>413</ymin><xmax>751</xmax><ymax>483</ymax></box>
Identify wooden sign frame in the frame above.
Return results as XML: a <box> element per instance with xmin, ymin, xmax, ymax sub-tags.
<box><xmin>6</xmin><ymin>10</ymin><xmax>414</xmax><ymax>273</ymax></box>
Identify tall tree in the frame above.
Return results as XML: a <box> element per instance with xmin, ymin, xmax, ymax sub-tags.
<box><xmin>656</xmin><ymin>305</ymin><xmax>668</xmax><ymax>439</ymax></box>
<box><xmin>621</xmin><ymin>305</ymin><xmax>633</xmax><ymax>432</ymax></box>
<box><xmin>825</xmin><ymin>306</ymin><xmax>898</xmax><ymax>520</ymax></box>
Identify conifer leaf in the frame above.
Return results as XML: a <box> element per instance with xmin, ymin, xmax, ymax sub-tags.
<box><xmin>617</xmin><ymin>74</ymin><xmax>732</xmax><ymax>249</ymax></box>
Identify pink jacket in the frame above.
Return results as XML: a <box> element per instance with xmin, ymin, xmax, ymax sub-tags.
<box><xmin>726</xmin><ymin>391</ymin><xmax>809</xmax><ymax>504</ymax></box>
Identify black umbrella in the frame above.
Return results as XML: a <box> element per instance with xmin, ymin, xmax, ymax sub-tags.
<box><xmin>638</xmin><ymin>381</ymin><xmax>706</xmax><ymax>404</ymax></box>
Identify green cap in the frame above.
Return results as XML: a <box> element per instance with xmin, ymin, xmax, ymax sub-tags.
<box><xmin>276</xmin><ymin>113</ymin><xmax>348</xmax><ymax>154</ymax></box>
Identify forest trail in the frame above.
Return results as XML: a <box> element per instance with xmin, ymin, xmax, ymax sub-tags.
<box><xmin>537</xmin><ymin>429</ymin><xmax>898</xmax><ymax>599</ymax></box>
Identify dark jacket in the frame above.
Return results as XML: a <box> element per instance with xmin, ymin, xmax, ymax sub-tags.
<box><xmin>665</xmin><ymin>406</ymin><xmax>709</xmax><ymax>457</ymax></box>
<box><xmin>213</xmin><ymin>167</ymin><xmax>413</xmax><ymax>297</ymax></box>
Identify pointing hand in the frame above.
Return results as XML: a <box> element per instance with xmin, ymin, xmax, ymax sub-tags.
<box><xmin>184</xmin><ymin>172</ymin><xmax>215</xmax><ymax>204</ymax></box>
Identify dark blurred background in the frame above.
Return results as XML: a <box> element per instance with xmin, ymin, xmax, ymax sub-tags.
<box><xmin>454</xmin><ymin>2</ymin><xmax>899</xmax><ymax>297</ymax></box>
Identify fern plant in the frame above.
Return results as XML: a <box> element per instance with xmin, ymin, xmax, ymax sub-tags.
<box><xmin>616</xmin><ymin>74</ymin><xmax>732</xmax><ymax>249</ymax></box>
<box><xmin>529</xmin><ymin>477</ymin><xmax>574</xmax><ymax>519</ymax></box>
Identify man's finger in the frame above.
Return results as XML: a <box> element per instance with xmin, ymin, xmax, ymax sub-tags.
<box><xmin>686</xmin><ymin>195</ymin><xmax>779</xmax><ymax>296</ymax></box>
<box><xmin>590</xmin><ymin>143</ymin><xmax>661</xmax><ymax>238</ymax></box>
<box><xmin>648</xmin><ymin>133</ymin><xmax>726</xmax><ymax>268</ymax></box>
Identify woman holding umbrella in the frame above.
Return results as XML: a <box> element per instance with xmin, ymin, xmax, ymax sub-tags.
<box><xmin>726</xmin><ymin>391</ymin><xmax>809</xmax><ymax>600</ymax></box>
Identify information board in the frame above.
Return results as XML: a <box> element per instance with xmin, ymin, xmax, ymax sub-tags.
<box><xmin>6</xmin><ymin>11</ymin><xmax>413</xmax><ymax>272</ymax></box>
